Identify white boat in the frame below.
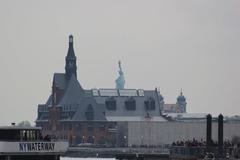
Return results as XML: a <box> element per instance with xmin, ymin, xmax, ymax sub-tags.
<box><xmin>0</xmin><ymin>125</ymin><xmax>68</xmax><ymax>160</ymax></box>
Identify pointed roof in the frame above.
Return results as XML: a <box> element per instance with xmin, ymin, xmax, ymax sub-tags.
<box><xmin>58</xmin><ymin>75</ymin><xmax>84</xmax><ymax>106</ymax></box>
<box><xmin>71</xmin><ymin>97</ymin><xmax>107</xmax><ymax>121</ymax></box>
<box><xmin>66</xmin><ymin>35</ymin><xmax>76</xmax><ymax>59</ymax></box>
<box><xmin>53</xmin><ymin>73</ymin><xmax>67</xmax><ymax>89</ymax></box>
<box><xmin>45</xmin><ymin>94</ymin><xmax>53</xmax><ymax>106</ymax></box>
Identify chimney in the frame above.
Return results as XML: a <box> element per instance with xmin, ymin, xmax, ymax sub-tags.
<box><xmin>206</xmin><ymin>114</ymin><xmax>212</xmax><ymax>150</ymax></box>
<box><xmin>218</xmin><ymin>114</ymin><xmax>224</xmax><ymax>157</ymax></box>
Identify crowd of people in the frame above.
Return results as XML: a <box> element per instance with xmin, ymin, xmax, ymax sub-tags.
<box><xmin>172</xmin><ymin>138</ymin><xmax>234</xmax><ymax>147</ymax></box>
<box><xmin>172</xmin><ymin>138</ymin><xmax>206</xmax><ymax>147</ymax></box>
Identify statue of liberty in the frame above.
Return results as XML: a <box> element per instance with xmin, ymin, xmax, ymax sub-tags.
<box><xmin>115</xmin><ymin>61</ymin><xmax>125</xmax><ymax>89</ymax></box>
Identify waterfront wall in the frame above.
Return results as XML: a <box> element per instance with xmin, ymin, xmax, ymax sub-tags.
<box><xmin>127</xmin><ymin>121</ymin><xmax>240</xmax><ymax>145</ymax></box>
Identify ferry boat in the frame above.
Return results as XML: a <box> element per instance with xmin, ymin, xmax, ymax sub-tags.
<box><xmin>0</xmin><ymin>125</ymin><xmax>68</xmax><ymax>160</ymax></box>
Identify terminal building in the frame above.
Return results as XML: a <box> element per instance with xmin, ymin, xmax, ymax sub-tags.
<box><xmin>35</xmin><ymin>35</ymin><xmax>240</xmax><ymax>147</ymax></box>
<box><xmin>36</xmin><ymin>35</ymin><xmax>188</xmax><ymax>146</ymax></box>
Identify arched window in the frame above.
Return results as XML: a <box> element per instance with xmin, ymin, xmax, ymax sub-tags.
<box><xmin>85</xmin><ymin>104</ymin><xmax>94</xmax><ymax>120</ymax></box>
<box><xmin>144</xmin><ymin>97</ymin><xmax>155</xmax><ymax>110</ymax></box>
<box><xmin>125</xmin><ymin>97</ymin><xmax>136</xmax><ymax>110</ymax></box>
<box><xmin>105</xmin><ymin>97</ymin><xmax>117</xmax><ymax>110</ymax></box>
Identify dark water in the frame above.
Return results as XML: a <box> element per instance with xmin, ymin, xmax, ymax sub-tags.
<box><xmin>61</xmin><ymin>158</ymin><xmax>115</xmax><ymax>160</ymax></box>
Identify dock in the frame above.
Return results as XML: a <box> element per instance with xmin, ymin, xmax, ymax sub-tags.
<box><xmin>65</xmin><ymin>147</ymin><xmax>169</xmax><ymax>158</ymax></box>
<box><xmin>116</xmin><ymin>153</ymin><xmax>169</xmax><ymax>160</ymax></box>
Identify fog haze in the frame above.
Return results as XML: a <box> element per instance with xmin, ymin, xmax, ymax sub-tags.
<box><xmin>0</xmin><ymin>0</ymin><xmax>240</xmax><ymax>125</ymax></box>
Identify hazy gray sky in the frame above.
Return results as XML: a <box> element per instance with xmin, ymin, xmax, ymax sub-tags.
<box><xmin>0</xmin><ymin>0</ymin><xmax>240</xmax><ymax>125</ymax></box>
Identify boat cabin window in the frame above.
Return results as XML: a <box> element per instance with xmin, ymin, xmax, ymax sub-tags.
<box><xmin>0</xmin><ymin>129</ymin><xmax>42</xmax><ymax>141</ymax></box>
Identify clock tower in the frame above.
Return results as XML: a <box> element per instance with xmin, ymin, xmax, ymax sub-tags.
<box><xmin>65</xmin><ymin>35</ymin><xmax>77</xmax><ymax>80</ymax></box>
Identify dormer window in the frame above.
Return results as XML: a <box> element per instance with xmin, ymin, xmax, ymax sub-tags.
<box><xmin>125</xmin><ymin>97</ymin><xmax>136</xmax><ymax>110</ymax></box>
<box><xmin>145</xmin><ymin>97</ymin><xmax>155</xmax><ymax>110</ymax></box>
<box><xmin>85</xmin><ymin>104</ymin><xmax>94</xmax><ymax>120</ymax></box>
<box><xmin>105</xmin><ymin>97</ymin><xmax>117</xmax><ymax>110</ymax></box>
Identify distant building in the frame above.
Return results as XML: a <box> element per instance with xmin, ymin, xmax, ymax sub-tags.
<box><xmin>36</xmin><ymin>35</ymin><xmax>187</xmax><ymax>145</ymax></box>
<box><xmin>164</xmin><ymin>113</ymin><xmax>208</xmax><ymax>122</ymax></box>
<box><xmin>162</xmin><ymin>90</ymin><xmax>187</xmax><ymax>113</ymax></box>
<box><xmin>176</xmin><ymin>90</ymin><xmax>187</xmax><ymax>113</ymax></box>
<box><xmin>126</xmin><ymin>120</ymin><xmax>240</xmax><ymax>146</ymax></box>
<box><xmin>163</xmin><ymin>104</ymin><xmax>178</xmax><ymax>113</ymax></box>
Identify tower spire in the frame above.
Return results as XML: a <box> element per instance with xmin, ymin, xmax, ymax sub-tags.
<box><xmin>67</xmin><ymin>35</ymin><xmax>75</xmax><ymax>58</ymax></box>
<box><xmin>65</xmin><ymin>35</ymin><xmax>77</xmax><ymax>80</ymax></box>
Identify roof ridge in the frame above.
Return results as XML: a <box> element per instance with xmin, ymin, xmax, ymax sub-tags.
<box><xmin>58</xmin><ymin>75</ymin><xmax>84</xmax><ymax>106</ymax></box>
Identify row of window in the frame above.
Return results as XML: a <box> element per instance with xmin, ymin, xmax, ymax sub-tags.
<box><xmin>38</xmin><ymin>105</ymin><xmax>48</xmax><ymax>112</ymax></box>
<box><xmin>62</xmin><ymin>105</ymin><xmax>77</xmax><ymax>111</ymax></box>
<box><xmin>38</xmin><ymin>113</ymin><xmax>49</xmax><ymax>119</ymax></box>
<box><xmin>61</xmin><ymin>124</ymin><xmax>105</xmax><ymax>132</ymax></box>
<box><xmin>61</xmin><ymin>111</ymin><xmax>75</xmax><ymax>119</ymax></box>
<box><xmin>105</xmin><ymin>98</ymin><xmax>156</xmax><ymax>111</ymax></box>
<box><xmin>38</xmin><ymin>106</ymin><xmax>77</xmax><ymax>113</ymax></box>
<box><xmin>39</xmin><ymin>98</ymin><xmax>156</xmax><ymax>121</ymax></box>
<box><xmin>0</xmin><ymin>130</ymin><xmax>42</xmax><ymax>141</ymax></box>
